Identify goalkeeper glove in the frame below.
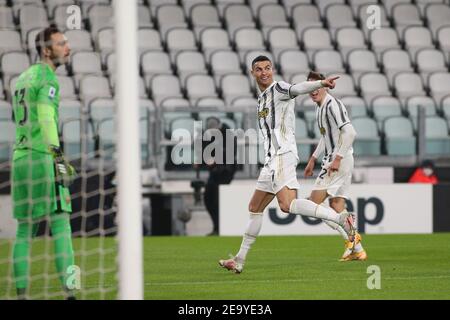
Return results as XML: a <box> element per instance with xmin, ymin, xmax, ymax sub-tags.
<box><xmin>49</xmin><ymin>145</ymin><xmax>76</xmax><ymax>187</ymax></box>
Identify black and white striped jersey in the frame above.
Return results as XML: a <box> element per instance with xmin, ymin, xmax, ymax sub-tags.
<box><xmin>315</xmin><ymin>93</ymin><xmax>353</xmax><ymax>161</ymax></box>
<box><xmin>257</xmin><ymin>81</ymin><xmax>298</xmax><ymax>165</ymax></box>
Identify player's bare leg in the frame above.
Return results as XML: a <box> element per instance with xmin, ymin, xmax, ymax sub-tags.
<box><xmin>329</xmin><ymin>197</ymin><xmax>367</xmax><ymax>261</ymax></box>
<box><xmin>219</xmin><ymin>190</ymin><xmax>275</xmax><ymax>273</ymax></box>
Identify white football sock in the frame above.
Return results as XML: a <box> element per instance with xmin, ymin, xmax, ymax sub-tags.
<box><xmin>289</xmin><ymin>199</ymin><xmax>341</xmax><ymax>224</ymax></box>
<box><xmin>235</xmin><ymin>212</ymin><xmax>263</xmax><ymax>263</ymax></box>
<box><xmin>323</xmin><ymin>219</ymin><xmax>349</xmax><ymax>241</ymax></box>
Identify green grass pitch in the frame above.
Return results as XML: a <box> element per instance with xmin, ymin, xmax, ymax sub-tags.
<box><xmin>1</xmin><ymin>233</ymin><xmax>450</xmax><ymax>299</ymax></box>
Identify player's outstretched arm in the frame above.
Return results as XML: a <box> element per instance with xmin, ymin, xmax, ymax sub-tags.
<box><xmin>289</xmin><ymin>76</ymin><xmax>339</xmax><ymax>98</ymax></box>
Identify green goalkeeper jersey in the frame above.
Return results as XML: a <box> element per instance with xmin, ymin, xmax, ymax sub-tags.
<box><xmin>12</xmin><ymin>62</ymin><xmax>60</xmax><ymax>156</ymax></box>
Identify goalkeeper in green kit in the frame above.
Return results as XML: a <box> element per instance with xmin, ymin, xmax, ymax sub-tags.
<box><xmin>11</xmin><ymin>26</ymin><xmax>76</xmax><ymax>300</ymax></box>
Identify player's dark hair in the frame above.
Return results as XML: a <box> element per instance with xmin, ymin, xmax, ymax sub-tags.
<box><xmin>35</xmin><ymin>25</ymin><xmax>61</xmax><ymax>56</ymax></box>
<box><xmin>307</xmin><ymin>71</ymin><xmax>326</xmax><ymax>81</ymax></box>
<box><xmin>251</xmin><ymin>55</ymin><xmax>272</xmax><ymax>68</ymax></box>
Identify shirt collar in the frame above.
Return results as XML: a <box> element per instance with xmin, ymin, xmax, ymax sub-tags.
<box><xmin>258</xmin><ymin>81</ymin><xmax>276</xmax><ymax>98</ymax></box>
<box><xmin>319</xmin><ymin>93</ymin><xmax>332</xmax><ymax>108</ymax></box>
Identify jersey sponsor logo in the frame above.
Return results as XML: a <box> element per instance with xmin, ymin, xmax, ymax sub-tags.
<box><xmin>49</xmin><ymin>87</ymin><xmax>56</xmax><ymax>99</ymax></box>
<box><xmin>319</xmin><ymin>127</ymin><xmax>326</xmax><ymax>135</ymax></box>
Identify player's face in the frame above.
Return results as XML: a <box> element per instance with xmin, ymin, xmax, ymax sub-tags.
<box><xmin>309</xmin><ymin>86</ymin><xmax>327</xmax><ymax>104</ymax></box>
<box><xmin>251</xmin><ymin>61</ymin><xmax>274</xmax><ymax>90</ymax></box>
<box><xmin>49</xmin><ymin>33</ymin><xmax>71</xmax><ymax>66</ymax></box>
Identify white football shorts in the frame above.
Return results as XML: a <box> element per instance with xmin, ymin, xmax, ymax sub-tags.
<box><xmin>313</xmin><ymin>154</ymin><xmax>354</xmax><ymax>199</ymax></box>
<box><xmin>255</xmin><ymin>152</ymin><xmax>300</xmax><ymax>194</ymax></box>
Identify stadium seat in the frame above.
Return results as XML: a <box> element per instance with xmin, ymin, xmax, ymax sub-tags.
<box><xmin>392</xmin><ymin>3</ymin><xmax>423</xmax><ymax>36</ymax></box>
<box><xmin>405</xmin><ymin>96</ymin><xmax>438</xmax><ymax>119</ymax></box>
<box><xmin>0</xmin><ymin>119</ymin><xmax>15</xmax><ymax>161</ymax></box>
<box><xmin>156</xmin><ymin>5</ymin><xmax>188</xmax><ymax>39</ymax></box>
<box><xmin>46</xmin><ymin>0</ymin><xmax>75</xmax><ymax>18</ymax></box>
<box><xmin>196</xmin><ymin>97</ymin><xmax>225</xmax><ymax>109</ymax></box>
<box><xmin>330</xmin><ymin>74</ymin><xmax>357</xmax><ymax>98</ymax></box>
<box><xmin>428</xmin><ymin>72</ymin><xmax>450</xmax><ymax>105</ymax></box>
<box><xmin>200</xmin><ymin>28</ymin><xmax>232</xmax><ymax>63</ymax></box>
<box><xmin>279</xmin><ymin>50</ymin><xmax>310</xmax><ymax>79</ymax></box>
<box><xmin>79</xmin><ymin>0</ymin><xmax>109</xmax><ymax>17</ymax></box>
<box><xmin>137</xmin><ymin>5</ymin><xmax>153</xmax><ymax>29</ymax></box>
<box><xmin>1</xmin><ymin>52</ymin><xmax>30</xmax><ymax>91</ymax></box>
<box><xmin>175</xmin><ymin>51</ymin><xmax>208</xmax><ymax>84</ymax></box>
<box><xmin>0</xmin><ymin>6</ymin><xmax>15</xmax><ymax>30</ymax></box>
<box><xmin>383</xmin><ymin>116</ymin><xmax>416</xmax><ymax>156</ymax></box>
<box><xmin>371</xmin><ymin>96</ymin><xmax>403</xmax><ymax>122</ymax></box>
<box><xmin>425</xmin><ymin>116</ymin><xmax>450</xmax><ymax>155</ymax></box>
<box><xmin>335</xmin><ymin>27</ymin><xmax>367</xmax><ymax>59</ymax></box>
<box><xmin>249</xmin><ymin>0</ymin><xmax>279</xmax><ymax>18</ymax></box>
<box><xmin>442</xmin><ymin>95</ymin><xmax>450</xmax><ymax>120</ymax></box>
<box><xmin>268</xmin><ymin>28</ymin><xmax>299</xmax><ymax>62</ymax></box>
<box><xmin>403</xmin><ymin>26</ymin><xmax>434</xmax><ymax>58</ymax></box>
<box><xmin>210</xmin><ymin>50</ymin><xmax>242</xmax><ymax>85</ymax></box>
<box><xmin>79</xmin><ymin>75</ymin><xmax>112</xmax><ymax>106</ymax></box>
<box><xmin>185</xmin><ymin>74</ymin><xmax>218</xmax><ymax>104</ymax></box>
<box><xmin>383</xmin><ymin>0</ymin><xmax>412</xmax><ymax>17</ymax></box>
<box><xmin>19</xmin><ymin>5</ymin><xmax>48</xmax><ymax>42</ymax></box>
<box><xmin>71</xmin><ymin>51</ymin><xmax>103</xmax><ymax>86</ymax></box>
<box><xmin>258</xmin><ymin>4</ymin><xmax>290</xmax><ymax>39</ymax></box>
<box><xmin>348</xmin><ymin>0</ymin><xmax>378</xmax><ymax>18</ymax></box>
<box><xmin>215</xmin><ymin>0</ymin><xmax>246</xmax><ymax>18</ymax></box>
<box><xmin>416</xmin><ymin>49</ymin><xmax>448</xmax><ymax>82</ymax></box>
<box><xmin>302</xmin><ymin>27</ymin><xmax>334</xmax><ymax>61</ymax></box>
<box><xmin>0</xmin><ymin>79</ymin><xmax>5</xmax><ymax>100</ymax></box>
<box><xmin>141</xmin><ymin>51</ymin><xmax>172</xmax><ymax>85</ymax></box>
<box><xmin>437</xmin><ymin>26</ymin><xmax>450</xmax><ymax>59</ymax></box>
<box><xmin>0</xmin><ymin>100</ymin><xmax>12</xmax><ymax>120</ymax></box>
<box><xmin>316</xmin><ymin>0</ymin><xmax>345</xmax><ymax>17</ymax></box>
<box><xmin>234</xmin><ymin>28</ymin><xmax>266</xmax><ymax>61</ymax></box>
<box><xmin>88</xmin><ymin>4</ymin><xmax>114</xmax><ymax>38</ymax></box>
<box><xmin>282</xmin><ymin>0</ymin><xmax>312</xmax><ymax>19</ymax></box>
<box><xmin>59</xmin><ymin>99</ymin><xmax>83</xmax><ymax>124</ymax></box>
<box><xmin>150</xmin><ymin>75</ymin><xmax>183</xmax><ymax>106</ymax></box>
<box><xmin>0</xmin><ymin>30</ymin><xmax>23</xmax><ymax>56</ymax></box>
<box><xmin>224</xmin><ymin>4</ymin><xmax>255</xmax><ymax>39</ymax></box>
<box><xmin>312</xmin><ymin>50</ymin><xmax>346</xmax><ymax>75</ymax></box>
<box><xmin>325</xmin><ymin>4</ymin><xmax>356</xmax><ymax>39</ymax></box>
<box><xmin>424</xmin><ymin>3</ymin><xmax>450</xmax><ymax>38</ymax></box>
<box><xmin>292</xmin><ymin>4</ymin><xmax>322</xmax><ymax>38</ymax></box>
<box><xmin>26</xmin><ymin>28</ymin><xmax>42</xmax><ymax>63</ymax></box>
<box><xmin>166</xmin><ymin>28</ymin><xmax>197</xmax><ymax>61</ymax></box>
<box><xmin>359</xmin><ymin>73</ymin><xmax>392</xmax><ymax>105</ymax></box>
<box><xmin>220</xmin><ymin>74</ymin><xmax>253</xmax><ymax>105</ymax></box>
<box><xmin>97</xmin><ymin>117</ymin><xmax>116</xmax><ymax>160</ymax></box>
<box><xmin>149</xmin><ymin>0</ymin><xmax>178</xmax><ymax>17</ymax></box>
<box><xmin>190</xmin><ymin>4</ymin><xmax>221</xmax><ymax>39</ymax></box>
<box><xmin>290</xmin><ymin>73</ymin><xmax>309</xmax><ymax>84</ymax></box>
<box><xmin>351</xmin><ymin>117</ymin><xmax>381</xmax><ymax>156</ymax></box>
<box><xmin>347</xmin><ymin>49</ymin><xmax>379</xmax><ymax>83</ymax></box>
<box><xmin>381</xmin><ymin>49</ymin><xmax>414</xmax><ymax>85</ymax></box>
<box><xmin>96</xmin><ymin>28</ymin><xmax>115</xmax><ymax>63</ymax></box>
<box><xmin>65</xmin><ymin>29</ymin><xmax>93</xmax><ymax>54</ymax></box>
<box><xmin>340</xmin><ymin>96</ymin><xmax>368</xmax><ymax>118</ymax></box>
<box><xmin>393</xmin><ymin>72</ymin><xmax>426</xmax><ymax>104</ymax></box>
<box><xmin>58</xmin><ymin>76</ymin><xmax>77</xmax><ymax>100</ymax></box>
<box><xmin>61</xmin><ymin>118</ymin><xmax>82</xmax><ymax>159</ymax></box>
<box><xmin>181</xmin><ymin>0</ymin><xmax>211</xmax><ymax>16</ymax></box>
<box><xmin>369</xmin><ymin>28</ymin><xmax>401</xmax><ymax>62</ymax></box>
<box><xmin>138</xmin><ymin>28</ymin><xmax>163</xmax><ymax>55</ymax></box>
<box><xmin>89</xmin><ymin>98</ymin><xmax>115</xmax><ymax>125</ymax></box>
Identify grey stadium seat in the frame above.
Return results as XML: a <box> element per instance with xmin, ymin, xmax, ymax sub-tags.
<box><xmin>392</xmin><ymin>3</ymin><xmax>423</xmax><ymax>36</ymax></box>
<box><xmin>279</xmin><ymin>50</ymin><xmax>310</xmax><ymax>79</ymax></box>
<box><xmin>359</xmin><ymin>3</ymin><xmax>390</xmax><ymax>40</ymax></box>
<box><xmin>200</xmin><ymin>28</ymin><xmax>232</xmax><ymax>63</ymax></box>
<box><xmin>221</xmin><ymin>74</ymin><xmax>253</xmax><ymax>105</ymax></box>
<box><xmin>325</xmin><ymin>4</ymin><xmax>357</xmax><ymax>39</ymax></box>
<box><xmin>292</xmin><ymin>5</ymin><xmax>322</xmax><ymax>38</ymax></box>
<box><xmin>437</xmin><ymin>26</ymin><xmax>450</xmax><ymax>59</ymax></box>
<box><xmin>79</xmin><ymin>75</ymin><xmax>112</xmax><ymax>105</ymax></box>
<box><xmin>383</xmin><ymin>0</ymin><xmax>412</xmax><ymax>17</ymax></box>
<box><xmin>369</xmin><ymin>28</ymin><xmax>401</xmax><ymax>62</ymax></box>
<box><xmin>0</xmin><ymin>30</ymin><xmax>23</xmax><ymax>56</ymax></box>
<box><xmin>156</xmin><ymin>5</ymin><xmax>188</xmax><ymax>39</ymax></box>
<box><xmin>302</xmin><ymin>27</ymin><xmax>334</xmax><ymax>61</ymax></box>
<box><xmin>234</xmin><ymin>28</ymin><xmax>266</xmax><ymax>61</ymax></box>
<box><xmin>351</xmin><ymin>117</ymin><xmax>381</xmax><ymax>156</ymax></box>
<box><xmin>150</xmin><ymin>75</ymin><xmax>183</xmax><ymax>106</ymax></box>
<box><xmin>215</xmin><ymin>0</ymin><xmax>246</xmax><ymax>18</ymax></box>
<box><xmin>442</xmin><ymin>95</ymin><xmax>450</xmax><ymax>120</ymax></box>
<box><xmin>88</xmin><ymin>4</ymin><xmax>114</xmax><ymax>38</ymax></box>
<box><xmin>59</xmin><ymin>99</ymin><xmax>83</xmax><ymax>123</ymax></box>
<box><xmin>381</xmin><ymin>49</ymin><xmax>414</xmax><ymax>85</ymax></box>
<box><xmin>224</xmin><ymin>4</ymin><xmax>255</xmax><ymax>39</ymax></box>
<box><xmin>383</xmin><ymin>116</ymin><xmax>416</xmax><ymax>156</ymax></box>
<box><xmin>0</xmin><ymin>120</ymin><xmax>16</xmax><ymax>160</ymax></box>
<box><xmin>406</xmin><ymin>96</ymin><xmax>438</xmax><ymax>118</ymax></box>
<box><xmin>313</xmin><ymin>50</ymin><xmax>345</xmax><ymax>75</ymax></box>
<box><xmin>138</xmin><ymin>28</ymin><xmax>163</xmax><ymax>55</ymax></box>
<box><xmin>210</xmin><ymin>50</ymin><xmax>242</xmax><ymax>85</ymax></box>
<box><xmin>425</xmin><ymin>116</ymin><xmax>450</xmax><ymax>155</ymax></box>
<box><xmin>141</xmin><ymin>51</ymin><xmax>172</xmax><ymax>85</ymax></box>
<box><xmin>0</xmin><ymin>100</ymin><xmax>12</xmax><ymax>120</ymax></box>
<box><xmin>185</xmin><ymin>74</ymin><xmax>218</xmax><ymax>104</ymax></box>
<box><xmin>330</xmin><ymin>74</ymin><xmax>357</xmax><ymax>98</ymax></box>
<box><xmin>181</xmin><ymin>0</ymin><xmax>211</xmax><ymax>16</ymax></box>
<box><xmin>425</xmin><ymin>3</ymin><xmax>450</xmax><ymax>39</ymax></box>
<box><xmin>175</xmin><ymin>51</ymin><xmax>208</xmax><ymax>84</ymax></box>
<box><xmin>428</xmin><ymin>72</ymin><xmax>450</xmax><ymax>105</ymax></box>
<box><xmin>19</xmin><ymin>5</ymin><xmax>48</xmax><ymax>42</ymax></box>
<box><xmin>268</xmin><ymin>28</ymin><xmax>299</xmax><ymax>62</ymax></box>
<box><xmin>71</xmin><ymin>51</ymin><xmax>102</xmax><ymax>86</ymax></box>
<box><xmin>347</xmin><ymin>49</ymin><xmax>379</xmax><ymax>83</ymax></box>
<box><xmin>0</xmin><ymin>6</ymin><xmax>15</xmax><ymax>30</ymax></box>
<box><xmin>316</xmin><ymin>0</ymin><xmax>345</xmax><ymax>17</ymax></box>
<box><xmin>403</xmin><ymin>26</ymin><xmax>434</xmax><ymax>58</ymax></box>
<box><xmin>1</xmin><ymin>52</ymin><xmax>30</xmax><ymax>91</ymax></box>
<box><xmin>282</xmin><ymin>0</ymin><xmax>312</xmax><ymax>19</ymax></box>
<box><xmin>416</xmin><ymin>49</ymin><xmax>448</xmax><ymax>82</ymax></box>
<box><xmin>57</xmin><ymin>76</ymin><xmax>77</xmax><ymax>100</ymax></box>
<box><xmin>393</xmin><ymin>72</ymin><xmax>426</xmax><ymax>104</ymax></box>
<box><xmin>340</xmin><ymin>96</ymin><xmax>368</xmax><ymax>118</ymax></box>
<box><xmin>65</xmin><ymin>29</ymin><xmax>93</xmax><ymax>53</ymax></box>
<box><xmin>335</xmin><ymin>27</ymin><xmax>367</xmax><ymax>59</ymax></box>
<box><xmin>359</xmin><ymin>73</ymin><xmax>392</xmax><ymax>105</ymax></box>
<box><xmin>190</xmin><ymin>4</ymin><xmax>222</xmax><ymax>39</ymax></box>
<box><xmin>249</xmin><ymin>0</ymin><xmax>279</xmax><ymax>18</ymax></box>
<box><xmin>371</xmin><ymin>96</ymin><xmax>403</xmax><ymax>122</ymax></box>
<box><xmin>166</xmin><ymin>28</ymin><xmax>197</xmax><ymax>61</ymax></box>
<box><xmin>258</xmin><ymin>4</ymin><xmax>290</xmax><ymax>39</ymax></box>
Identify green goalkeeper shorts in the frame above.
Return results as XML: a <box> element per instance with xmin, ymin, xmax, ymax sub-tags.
<box><xmin>12</xmin><ymin>150</ymin><xmax>72</xmax><ymax>220</ymax></box>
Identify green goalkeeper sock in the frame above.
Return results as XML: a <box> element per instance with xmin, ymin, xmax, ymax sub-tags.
<box><xmin>50</xmin><ymin>213</ymin><xmax>75</xmax><ymax>291</ymax></box>
<box><xmin>13</xmin><ymin>220</ymin><xmax>39</xmax><ymax>296</ymax></box>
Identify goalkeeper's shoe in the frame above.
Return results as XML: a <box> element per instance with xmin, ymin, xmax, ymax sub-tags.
<box><xmin>219</xmin><ymin>257</ymin><xmax>243</xmax><ymax>274</ymax></box>
<box><xmin>338</xmin><ymin>211</ymin><xmax>356</xmax><ymax>243</ymax></box>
